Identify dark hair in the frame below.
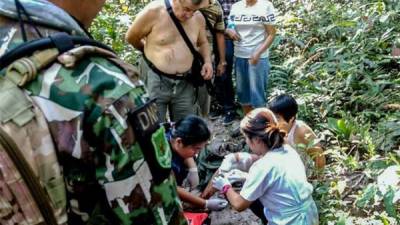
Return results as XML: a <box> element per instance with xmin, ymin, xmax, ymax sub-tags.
<box><xmin>268</xmin><ymin>94</ymin><xmax>298</xmax><ymax>122</ymax></box>
<box><xmin>171</xmin><ymin>115</ymin><xmax>211</xmax><ymax>146</ymax></box>
<box><xmin>240</xmin><ymin>108</ymin><xmax>286</xmax><ymax>150</ymax></box>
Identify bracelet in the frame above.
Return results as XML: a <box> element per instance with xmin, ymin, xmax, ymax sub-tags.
<box><xmin>221</xmin><ymin>184</ymin><xmax>232</xmax><ymax>195</ymax></box>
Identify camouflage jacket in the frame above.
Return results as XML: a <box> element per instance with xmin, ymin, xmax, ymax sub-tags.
<box><xmin>0</xmin><ymin>1</ymin><xmax>187</xmax><ymax>225</ymax></box>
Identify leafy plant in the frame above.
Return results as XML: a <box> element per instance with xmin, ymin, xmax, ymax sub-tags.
<box><xmin>327</xmin><ymin>117</ymin><xmax>355</xmax><ymax>141</ymax></box>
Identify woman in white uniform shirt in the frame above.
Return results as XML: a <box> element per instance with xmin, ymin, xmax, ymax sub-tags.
<box><xmin>213</xmin><ymin>108</ymin><xmax>319</xmax><ymax>225</ymax></box>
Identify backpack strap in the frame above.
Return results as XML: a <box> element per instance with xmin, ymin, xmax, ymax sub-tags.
<box><xmin>49</xmin><ymin>32</ymin><xmax>74</xmax><ymax>53</ymax></box>
<box><xmin>0</xmin><ymin>32</ymin><xmax>114</xmax><ymax>70</ymax></box>
<box><xmin>0</xmin><ymin>32</ymin><xmax>116</xmax><ymax>87</ymax></box>
<box><xmin>14</xmin><ymin>0</ymin><xmax>43</xmax><ymax>41</ymax></box>
<box><xmin>0</xmin><ymin>127</ymin><xmax>58</xmax><ymax>225</ymax></box>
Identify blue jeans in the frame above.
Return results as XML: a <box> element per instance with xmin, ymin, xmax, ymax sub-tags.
<box><xmin>213</xmin><ymin>39</ymin><xmax>236</xmax><ymax>113</ymax></box>
<box><xmin>235</xmin><ymin>57</ymin><xmax>270</xmax><ymax>108</ymax></box>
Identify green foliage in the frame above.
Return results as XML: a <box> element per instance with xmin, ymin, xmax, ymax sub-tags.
<box><xmin>327</xmin><ymin>117</ymin><xmax>355</xmax><ymax>141</ymax></box>
<box><xmin>356</xmin><ymin>184</ymin><xmax>378</xmax><ymax>208</ymax></box>
<box><xmin>383</xmin><ymin>187</ymin><xmax>397</xmax><ymax>218</ymax></box>
<box><xmin>269</xmin><ymin>0</ymin><xmax>400</xmax><ymax>223</ymax></box>
<box><xmin>91</xmin><ymin>0</ymin><xmax>147</xmax><ymax>65</ymax></box>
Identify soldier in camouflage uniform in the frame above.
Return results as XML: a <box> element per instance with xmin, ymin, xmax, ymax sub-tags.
<box><xmin>0</xmin><ymin>0</ymin><xmax>188</xmax><ymax>224</ymax></box>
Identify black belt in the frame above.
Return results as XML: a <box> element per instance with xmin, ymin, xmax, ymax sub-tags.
<box><xmin>143</xmin><ymin>54</ymin><xmax>191</xmax><ymax>80</ymax></box>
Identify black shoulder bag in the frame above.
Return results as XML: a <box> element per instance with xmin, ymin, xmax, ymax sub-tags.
<box><xmin>165</xmin><ymin>0</ymin><xmax>206</xmax><ymax>88</ymax></box>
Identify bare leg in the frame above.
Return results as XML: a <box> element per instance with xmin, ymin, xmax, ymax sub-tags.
<box><xmin>200</xmin><ymin>170</ymin><xmax>219</xmax><ymax>199</ymax></box>
<box><xmin>242</xmin><ymin>105</ymin><xmax>253</xmax><ymax>115</ymax></box>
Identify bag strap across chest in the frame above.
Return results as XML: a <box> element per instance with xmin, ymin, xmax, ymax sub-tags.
<box><xmin>165</xmin><ymin>0</ymin><xmax>199</xmax><ymax>58</ymax></box>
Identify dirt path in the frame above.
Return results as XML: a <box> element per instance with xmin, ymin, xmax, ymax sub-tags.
<box><xmin>205</xmin><ymin>117</ymin><xmax>263</xmax><ymax>225</ymax></box>
<box><xmin>210</xmin><ymin>207</ymin><xmax>262</xmax><ymax>225</ymax></box>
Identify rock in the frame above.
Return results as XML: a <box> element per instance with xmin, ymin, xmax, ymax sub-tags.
<box><xmin>377</xmin><ymin>165</ymin><xmax>400</xmax><ymax>203</ymax></box>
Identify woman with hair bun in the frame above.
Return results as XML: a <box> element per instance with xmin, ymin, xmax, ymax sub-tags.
<box><xmin>212</xmin><ymin>108</ymin><xmax>319</xmax><ymax>225</ymax></box>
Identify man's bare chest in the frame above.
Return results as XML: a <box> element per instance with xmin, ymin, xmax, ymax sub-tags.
<box><xmin>150</xmin><ymin>17</ymin><xmax>200</xmax><ymax>46</ymax></box>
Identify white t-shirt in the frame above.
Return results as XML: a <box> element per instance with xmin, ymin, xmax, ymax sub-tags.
<box><xmin>240</xmin><ymin>145</ymin><xmax>319</xmax><ymax>225</ymax></box>
<box><xmin>228</xmin><ymin>0</ymin><xmax>276</xmax><ymax>58</ymax></box>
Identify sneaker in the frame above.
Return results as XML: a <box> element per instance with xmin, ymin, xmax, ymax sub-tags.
<box><xmin>223</xmin><ymin>112</ymin><xmax>237</xmax><ymax>126</ymax></box>
<box><xmin>209</xmin><ymin>109</ymin><xmax>222</xmax><ymax>120</ymax></box>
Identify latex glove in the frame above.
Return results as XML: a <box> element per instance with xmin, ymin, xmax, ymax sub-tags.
<box><xmin>187</xmin><ymin>167</ymin><xmax>199</xmax><ymax>189</ymax></box>
<box><xmin>205</xmin><ymin>198</ymin><xmax>228</xmax><ymax>211</ymax></box>
<box><xmin>226</xmin><ymin>169</ymin><xmax>248</xmax><ymax>184</ymax></box>
<box><xmin>219</xmin><ymin>153</ymin><xmax>236</xmax><ymax>173</ymax></box>
<box><xmin>219</xmin><ymin>152</ymin><xmax>253</xmax><ymax>173</ymax></box>
<box><xmin>212</xmin><ymin>175</ymin><xmax>231</xmax><ymax>191</ymax></box>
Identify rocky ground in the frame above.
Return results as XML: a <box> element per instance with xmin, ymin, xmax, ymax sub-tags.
<box><xmin>205</xmin><ymin>116</ymin><xmax>263</xmax><ymax>225</ymax></box>
<box><xmin>209</xmin><ymin>207</ymin><xmax>262</xmax><ymax>225</ymax></box>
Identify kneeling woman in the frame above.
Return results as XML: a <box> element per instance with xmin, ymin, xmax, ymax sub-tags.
<box><xmin>166</xmin><ymin>115</ymin><xmax>228</xmax><ymax>211</ymax></box>
<box><xmin>213</xmin><ymin>108</ymin><xmax>319</xmax><ymax>224</ymax></box>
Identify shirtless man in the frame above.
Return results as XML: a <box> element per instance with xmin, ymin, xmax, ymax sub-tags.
<box><xmin>126</xmin><ymin>0</ymin><xmax>213</xmax><ymax>122</ymax></box>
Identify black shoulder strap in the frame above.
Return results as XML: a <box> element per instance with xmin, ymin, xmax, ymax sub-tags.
<box><xmin>0</xmin><ymin>32</ymin><xmax>114</xmax><ymax>70</ymax></box>
<box><xmin>15</xmin><ymin>0</ymin><xmax>43</xmax><ymax>42</ymax></box>
<box><xmin>165</xmin><ymin>0</ymin><xmax>198</xmax><ymax>57</ymax></box>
